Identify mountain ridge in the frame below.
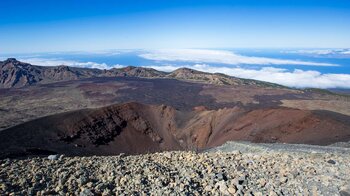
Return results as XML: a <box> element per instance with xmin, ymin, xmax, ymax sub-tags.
<box><xmin>0</xmin><ymin>58</ymin><xmax>285</xmax><ymax>88</ymax></box>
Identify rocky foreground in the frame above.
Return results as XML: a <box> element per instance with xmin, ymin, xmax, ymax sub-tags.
<box><xmin>1</xmin><ymin>142</ymin><xmax>350</xmax><ymax>196</ymax></box>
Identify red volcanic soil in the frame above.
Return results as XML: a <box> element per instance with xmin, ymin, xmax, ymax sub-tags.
<box><xmin>0</xmin><ymin>103</ymin><xmax>183</xmax><ymax>158</ymax></box>
<box><xmin>1</xmin><ymin>102</ymin><xmax>350</xmax><ymax>158</ymax></box>
<box><xmin>203</xmin><ymin>108</ymin><xmax>350</xmax><ymax>147</ymax></box>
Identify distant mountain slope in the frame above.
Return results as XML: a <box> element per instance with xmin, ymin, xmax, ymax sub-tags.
<box><xmin>1</xmin><ymin>102</ymin><xmax>349</xmax><ymax>158</ymax></box>
<box><xmin>0</xmin><ymin>58</ymin><xmax>284</xmax><ymax>88</ymax></box>
<box><xmin>0</xmin><ymin>58</ymin><xmax>41</xmax><ymax>88</ymax></box>
<box><xmin>168</xmin><ymin>68</ymin><xmax>284</xmax><ymax>87</ymax></box>
<box><xmin>0</xmin><ymin>58</ymin><xmax>164</xmax><ymax>88</ymax></box>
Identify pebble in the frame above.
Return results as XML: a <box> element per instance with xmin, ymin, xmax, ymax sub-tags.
<box><xmin>227</xmin><ymin>186</ymin><xmax>236</xmax><ymax>194</ymax></box>
<box><xmin>327</xmin><ymin>159</ymin><xmax>336</xmax><ymax>164</ymax></box>
<box><xmin>48</xmin><ymin>155</ymin><xmax>59</xmax><ymax>160</ymax></box>
<box><xmin>0</xmin><ymin>148</ymin><xmax>349</xmax><ymax>195</ymax></box>
<box><xmin>80</xmin><ymin>188</ymin><xmax>93</xmax><ymax>196</ymax></box>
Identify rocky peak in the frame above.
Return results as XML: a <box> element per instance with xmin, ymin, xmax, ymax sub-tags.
<box><xmin>4</xmin><ymin>58</ymin><xmax>19</xmax><ymax>63</ymax></box>
<box><xmin>122</xmin><ymin>66</ymin><xmax>138</xmax><ymax>71</ymax></box>
<box><xmin>0</xmin><ymin>58</ymin><xmax>40</xmax><ymax>88</ymax></box>
<box><xmin>1</xmin><ymin>58</ymin><xmax>34</xmax><ymax>71</ymax></box>
<box><xmin>1</xmin><ymin>58</ymin><xmax>21</xmax><ymax>67</ymax></box>
<box><xmin>172</xmin><ymin>68</ymin><xmax>203</xmax><ymax>75</ymax></box>
<box><xmin>56</xmin><ymin>65</ymin><xmax>71</xmax><ymax>72</ymax></box>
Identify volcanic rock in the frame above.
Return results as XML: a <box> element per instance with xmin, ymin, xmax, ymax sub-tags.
<box><xmin>0</xmin><ymin>102</ymin><xmax>349</xmax><ymax>158</ymax></box>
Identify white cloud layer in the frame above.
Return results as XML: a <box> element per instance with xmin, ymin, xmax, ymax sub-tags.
<box><xmin>17</xmin><ymin>58</ymin><xmax>123</xmax><ymax>69</ymax></box>
<box><xmin>140</xmin><ymin>49</ymin><xmax>337</xmax><ymax>66</ymax></box>
<box><xmin>145</xmin><ymin>64</ymin><xmax>350</xmax><ymax>89</ymax></box>
<box><xmin>283</xmin><ymin>49</ymin><xmax>350</xmax><ymax>56</ymax></box>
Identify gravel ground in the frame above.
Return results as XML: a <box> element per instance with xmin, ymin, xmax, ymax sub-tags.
<box><xmin>1</xmin><ymin>142</ymin><xmax>350</xmax><ymax>195</ymax></box>
<box><xmin>207</xmin><ymin>141</ymin><xmax>350</xmax><ymax>154</ymax></box>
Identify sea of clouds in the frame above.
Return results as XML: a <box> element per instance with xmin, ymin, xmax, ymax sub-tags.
<box><xmin>140</xmin><ymin>49</ymin><xmax>337</xmax><ymax>67</ymax></box>
<box><xmin>4</xmin><ymin>49</ymin><xmax>349</xmax><ymax>89</ymax></box>
<box><xmin>283</xmin><ymin>48</ymin><xmax>350</xmax><ymax>56</ymax></box>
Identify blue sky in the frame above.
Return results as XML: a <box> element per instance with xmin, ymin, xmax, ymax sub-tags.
<box><xmin>1</xmin><ymin>0</ymin><xmax>350</xmax><ymax>53</ymax></box>
<box><xmin>1</xmin><ymin>0</ymin><xmax>350</xmax><ymax>89</ymax></box>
